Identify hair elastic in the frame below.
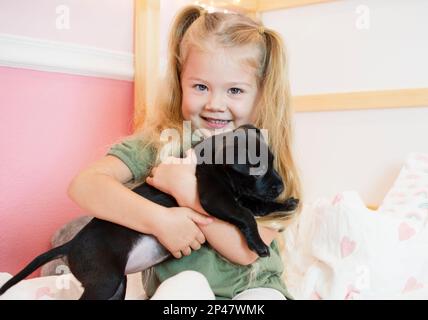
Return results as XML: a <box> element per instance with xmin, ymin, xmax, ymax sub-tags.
<box><xmin>258</xmin><ymin>26</ymin><xmax>265</xmax><ymax>35</ymax></box>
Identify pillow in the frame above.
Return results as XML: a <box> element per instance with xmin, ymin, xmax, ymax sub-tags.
<box><xmin>378</xmin><ymin>152</ymin><xmax>428</xmax><ymax>225</ymax></box>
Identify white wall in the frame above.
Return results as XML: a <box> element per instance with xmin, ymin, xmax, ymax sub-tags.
<box><xmin>0</xmin><ymin>0</ymin><xmax>134</xmax><ymax>52</ymax></box>
<box><xmin>262</xmin><ymin>0</ymin><xmax>428</xmax><ymax>206</ymax></box>
<box><xmin>263</xmin><ymin>0</ymin><xmax>428</xmax><ymax>94</ymax></box>
<box><xmin>293</xmin><ymin>107</ymin><xmax>428</xmax><ymax>206</ymax></box>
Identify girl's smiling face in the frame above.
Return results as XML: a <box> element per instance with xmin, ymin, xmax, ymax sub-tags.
<box><xmin>180</xmin><ymin>46</ymin><xmax>260</xmax><ymax>135</ymax></box>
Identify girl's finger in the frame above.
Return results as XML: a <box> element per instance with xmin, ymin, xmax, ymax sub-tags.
<box><xmin>181</xmin><ymin>247</ymin><xmax>192</xmax><ymax>256</ymax></box>
<box><xmin>196</xmin><ymin>232</ymin><xmax>206</xmax><ymax>245</ymax></box>
<box><xmin>164</xmin><ymin>157</ymin><xmax>173</xmax><ymax>164</ymax></box>
<box><xmin>184</xmin><ymin>149</ymin><xmax>197</xmax><ymax>165</ymax></box>
<box><xmin>173</xmin><ymin>251</ymin><xmax>182</xmax><ymax>259</ymax></box>
<box><xmin>164</xmin><ymin>156</ymin><xmax>179</xmax><ymax>165</ymax></box>
<box><xmin>190</xmin><ymin>240</ymin><xmax>201</xmax><ymax>251</ymax></box>
<box><xmin>190</xmin><ymin>212</ymin><xmax>213</xmax><ymax>225</ymax></box>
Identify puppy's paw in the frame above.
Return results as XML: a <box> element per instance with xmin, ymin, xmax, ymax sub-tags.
<box><xmin>284</xmin><ymin>197</ymin><xmax>299</xmax><ymax>211</ymax></box>
<box><xmin>242</xmin><ymin>226</ymin><xmax>271</xmax><ymax>257</ymax></box>
<box><xmin>248</xmin><ymin>240</ymin><xmax>270</xmax><ymax>257</ymax></box>
<box><xmin>256</xmin><ymin>243</ymin><xmax>270</xmax><ymax>257</ymax></box>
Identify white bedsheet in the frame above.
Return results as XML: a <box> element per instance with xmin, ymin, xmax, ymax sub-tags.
<box><xmin>0</xmin><ymin>272</ymin><xmax>146</xmax><ymax>300</ymax></box>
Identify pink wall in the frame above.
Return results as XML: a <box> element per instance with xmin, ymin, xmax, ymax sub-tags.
<box><xmin>0</xmin><ymin>66</ymin><xmax>134</xmax><ymax>276</ymax></box>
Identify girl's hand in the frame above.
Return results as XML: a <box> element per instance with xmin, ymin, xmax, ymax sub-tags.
<box><xmin>146</xmin><ymin>149</ymin><xmax>198</xmax><ymax>208</ymax></box>
<box><xmin>153</xmin><ymin>206</ymin><xmax>212</xmax><ymax>259</ymax></box>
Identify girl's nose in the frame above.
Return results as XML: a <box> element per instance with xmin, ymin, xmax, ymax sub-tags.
<box><xmin>205</xmin><ymin>94</ymin><xmax>227</xmax><ymax>112</ymax></box>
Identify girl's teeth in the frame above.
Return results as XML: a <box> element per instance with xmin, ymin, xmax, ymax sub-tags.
<box><xmin>207</xmin><ymin>119</ymin><xmax>228</xmax><ymax>124</ymax></box>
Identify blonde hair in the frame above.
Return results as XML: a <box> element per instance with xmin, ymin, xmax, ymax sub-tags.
<box><xmin>134</xmin><ymin>5</ymin><xmax>302</xmax><ymax>230</ymax></box>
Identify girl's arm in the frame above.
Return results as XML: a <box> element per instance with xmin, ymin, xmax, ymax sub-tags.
<box><xmin>199</xmin><ymin>219</ymin><xmax>278</xmax><ymax>265</ymax></box>
<box><xmin>174</xmin><ymin>180</ymin><xmax>278</xmax><ymax>265</ymax></box>
<box><xmin>67</xmin><ymin>155</ymin><xmax>212</xmax><ymax>258</ymax></box>
<box><xmin>68</xmin><ymin>155</ymin><xmax>162</xmax><ymax>234</ymax></box>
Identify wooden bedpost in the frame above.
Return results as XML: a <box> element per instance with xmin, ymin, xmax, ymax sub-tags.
<box><xmin>134</xmin><ymin>0</ymin><xmax>160</xmax><ymax>132</ymax></box>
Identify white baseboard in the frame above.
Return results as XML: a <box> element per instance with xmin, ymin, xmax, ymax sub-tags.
<box><xmin>0</xmin><ymin>33</ymin><xmax>134</xmax><ymax>81</ymax></box>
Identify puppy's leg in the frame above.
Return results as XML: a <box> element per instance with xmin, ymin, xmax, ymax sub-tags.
<box><xmin>200</xmin><ymin>191</ymin><xmax>270</xmax><ymax>257</ymax></box>
<box><xmin>79</xmin><ymin>275</ymin><xmax>124</xmax><ymax>300</ymax></box>
<box><xmin>69</xmin><ymin>244</ymin><xmax>128</xmax><ymax>300</ymax></box>
<box><xmin>109</xmin><ymin>276</ymin><xmax>127</xmax><ymax>300</ymax></box>
<box><xmin>236</xmin><ymin>210</ymin><xmax>270</xmax><ymax>257</ymax></box>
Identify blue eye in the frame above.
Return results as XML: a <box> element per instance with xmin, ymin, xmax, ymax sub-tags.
<box><xmin>229</xmin><ymin>88</ymin><xmax>243</xmax><ymax>95</ymax></box>
<box><xmin>194</xmin><ymin>84</ymin><xmax>207</xmax><ymax>91</ymax></box>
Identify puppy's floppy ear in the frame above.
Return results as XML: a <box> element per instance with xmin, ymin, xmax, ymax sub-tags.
<box><xmin>239</xmin><ymin>125</ymin><xmax>270</xmax><ymax>176</ymax></box>
<box><xmin>244</xmin><ymin>126</ymin><xmax>262</xmax><ymax>164</ymax></box>
<box><xmin>211</xmin><ymin>125</ymin><xmax>266</xmax><ymax>177</ymax></box>
<box><xmin>214</xmin><ymin>127</ymin><xmax>247</xmax><ymax>165</ymax></box>
<box><xmin>224</xmin><ymin>129</ymin><xmax>259</xmax><ymax>176</ymax></box>
<box><xmin>230</xmin><ymin>163</ymin><xmax>250</xmax><ymax>175</ymax></box>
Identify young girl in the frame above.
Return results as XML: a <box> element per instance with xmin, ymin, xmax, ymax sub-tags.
<box><xmin>68</xmin><ymin>5</ymin><xmax>301</xmax><ymax>300</ymax></box>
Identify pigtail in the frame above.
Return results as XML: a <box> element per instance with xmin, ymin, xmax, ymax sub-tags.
<box><xmin>139</xmin><ymin>6</ymin><xmax>208</xmax><ymax>163</ymax></box>
<box><xmin>256</xmin><ymin>28</ymin><xmax>303</xmax><ymax>222</ymax></box>
<box><xmin>259</xmin><ymin>28</ymin><xmax>289</xmax><ymax>126</ymax></box>
<box><xmin>168</xmin><ymin>6</ymin><xmax>203</xmax><ymax>74</ymax></box>
<box><xmin>161</xmin><ymin>7</ymin><xmax>202</xmax><ymax>125</ymax></box>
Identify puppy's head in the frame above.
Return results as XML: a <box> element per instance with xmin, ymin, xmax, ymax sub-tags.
<box><xmin>215</xmin><ymin>124</ymin><xmax>284</xmax><ymax>201</ymax></box>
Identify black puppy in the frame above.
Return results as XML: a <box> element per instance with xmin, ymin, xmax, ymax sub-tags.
<box><xmin>0</xmin><ymin>125</ymin><xmax>298</xmax><ymax>300</ymax></box>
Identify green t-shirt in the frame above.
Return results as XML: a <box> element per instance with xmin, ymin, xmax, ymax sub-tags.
<box><xmin>107</xmin><ymin>137</ymin><xmax>157</xmax><ymax>184</ymax></box>
<box><xmin>151</xmin><ymin>240</ymin><xmax>290</xmax><ymax>300</ymax></box>
<box><xmin>106</xmin><ymin>136</ymin><xmax>292</xmax><ymax>300</ymax></box>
